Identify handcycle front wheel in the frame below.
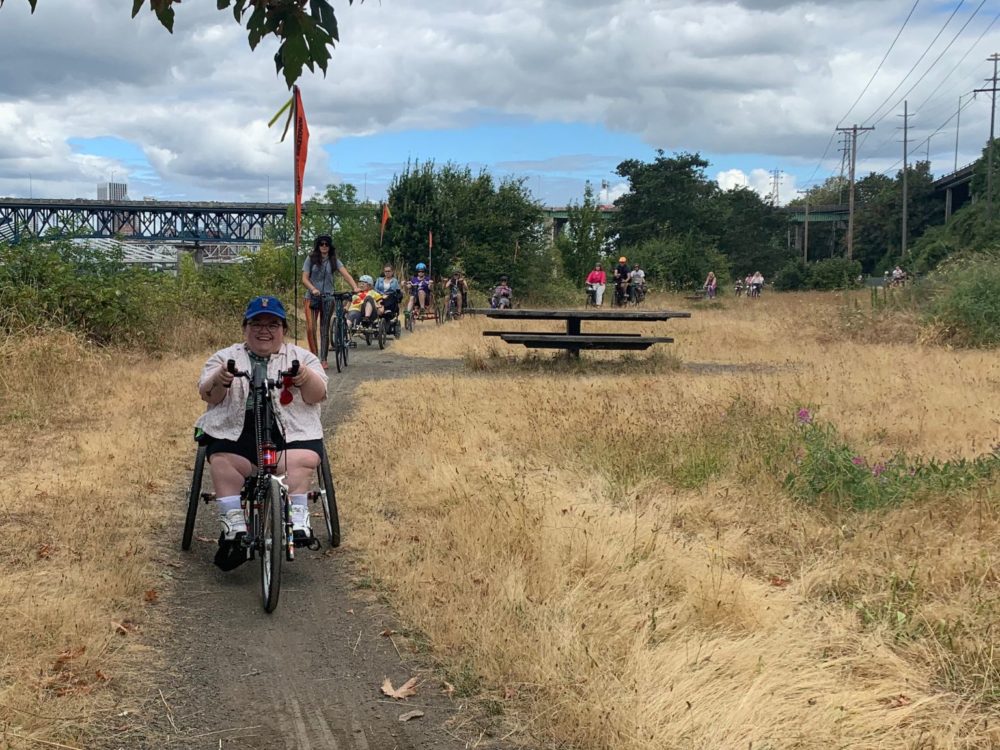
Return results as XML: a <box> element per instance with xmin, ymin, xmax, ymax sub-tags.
<box><xmin>260</xmin><ymin>477</ymin><xmax>284</xmax><ymax>613</ymax></box>
<box><xmin>377</xmin><ymin>318</ymin><xmax>387</xmax><ymax>349</ymax></box>
<box><xmin>181</xmin><ymin>444</ymin><xmax>207</xmax><ymax>551</ymax></box>
<box><xmin>317</xmin><ymin>443</ymin><xmax>341</xmax><ymax>547</ymax></box>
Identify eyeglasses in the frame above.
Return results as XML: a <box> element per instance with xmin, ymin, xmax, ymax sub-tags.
<box><xmin>318</xmin><ymin>241</ymin><xmax>330</xmax><ymax>247</ymax></box>
<box><xmin>248</xmin><ymin>320</ymin><xmax>282</xmax><ymax>331</ymax></box>
<box><xmin>384</xmin><ymin>269</ymin><xmax>393</xmax><ymax>274</ymax></box>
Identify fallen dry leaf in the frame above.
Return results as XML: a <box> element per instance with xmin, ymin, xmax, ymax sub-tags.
<box><xmin>95</xmin><ymin>670</ymin><xmax>111</xmax><ymax>682</ymax></box>
<box><xmin>769</xmin><ymin>575</ymin><xmax>790</xmax><ymax>588</ymax></box>
<box><xmin>36</xmin><ymin>543</ymin><xmax>53</xmax><ymax>560</ymax></box>
<box><xmin>53</xmin><ymin>647</ymin><xmax>85</xmax><ymax>671</ymax></box>
<box><xmin>380</xmin><ymin>629</ymin><xmax>397</xmax><ymax>637</ymax></box>
<box><xmin>110</xmin><ymin>620</ymin><xmax>138</xmax><ymax>636</ymax></box>
<box><xmin>381</xmin><ymin>676</ymin><xmax>419</xmax><ymax>700</ymax></box>
<box><xmin>195</xmin><ymin>536</ymin><xmax>215</xmax><ymax>544</ymax></box>
<box><xmin>346</xmin><ymin>609</ymin><xmax>354</xmax><ymax>615</ymax></box>
<box><xmin>398</xmin><ymin>710</ymin><xmax>424</xmax><ymax>722</ymax></box>
<box><xmin>441</xmin><ymin>681</ymin><xmax>455</xmax><ymax>697</ymax></box>
<box><xmin>882</xmin><ymin>694</ymin><xmax>912</xmax><ymax>709</ymax></box>
<box><xmin>144</xmin><ymin>589</ymin><xmax>159</xmax><ymax>604</ymax></box>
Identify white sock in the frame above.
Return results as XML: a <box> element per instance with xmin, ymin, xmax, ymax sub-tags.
<box><xmin>290</xmin><ymin>493</ymin><xmax>307</xmax><ymax>506</ymax></box>
<box><xmin>217</xmin><ymin>495</ymin><xmax>241</xmax><ymax>514</ymax></box>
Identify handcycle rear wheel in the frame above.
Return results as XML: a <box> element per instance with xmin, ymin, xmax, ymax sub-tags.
<box><xmin>260</xmin><ymin>477</ymin><xmax>284</xmax><ymax>613</ymax></box>
<box><xmin>181</xmin><ymin>444</ymin><xmax>207</xmax><ymax>551</ymax></box>
<box><xmin>317</xmin><ymin>443</ymin><xmax>341</xmax><ymax>547</ymax></box>
<box><xmin>404</xmin><ymin>309</ymin><xmax>414</xmax><ymax>332</ymax></box>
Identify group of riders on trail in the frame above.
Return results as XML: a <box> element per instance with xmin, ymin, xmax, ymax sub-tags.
<box><xmin>585</xmin><ymin>256</ymin><xmax>646</xmax><ymax>307</ymax></box>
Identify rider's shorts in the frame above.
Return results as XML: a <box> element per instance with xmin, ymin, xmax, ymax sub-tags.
<box><xmin>205</xmin><ymin>415</ymin><xmax>323</xmax><ymax>465</ymax></box>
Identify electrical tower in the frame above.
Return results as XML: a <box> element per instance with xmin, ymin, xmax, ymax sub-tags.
<box><xmin>770</xmin><ymin>169</ymin><xmax>782</xmax><ymax>206</ymax></box>
<box><xmin>974</xmin><ymin>53</ymin><xmax>1000</xmax><ymax>221</ymax></box>
<box><xmin>835</xmin><ymin>124</ymin><xmax>875</xmax><ymax>261</ymax></box>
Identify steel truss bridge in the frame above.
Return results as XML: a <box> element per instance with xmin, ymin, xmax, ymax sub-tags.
<box><xmin>0</xmin><ymin>198</ymin><xmax>340</xmax><ymax>265</ymax></box>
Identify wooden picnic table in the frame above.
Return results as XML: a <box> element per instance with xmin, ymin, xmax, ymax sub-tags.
<box><xmin>468</xmin><ymin>308</ymin><xmax>691</xmax><ymax>357</ymax></box>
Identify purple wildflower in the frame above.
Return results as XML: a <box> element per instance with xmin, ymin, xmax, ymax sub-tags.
<box><xmin>796</xmin><ymin>408</ymin><xmax>813</xmax><ymax>425</ymax></box>
<box><xmin>851</xmin><ymin>456</ymin><xmax>866</xmax><ymax>467</ymax></box>
<box><xmin>871</xmin><ymin>462</ymin><xmax>886</xmax><ymax>478</ymax></box>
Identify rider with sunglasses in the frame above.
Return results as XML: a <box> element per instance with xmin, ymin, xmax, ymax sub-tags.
<box><xmin>301</xmin><ymin>235</ymin><xmax>359</xmax><ymax>365</ymax></box>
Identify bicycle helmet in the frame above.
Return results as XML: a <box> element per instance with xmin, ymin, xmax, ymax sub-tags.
<box><xmin>359</xmin><ymin>274</ymin><xmax>374</xmax><ymax>285</ymax></box>
<box><xmin>415</xmin><ymin>262</ymin><xmax>427</xmax><ymax>271</ymax></box>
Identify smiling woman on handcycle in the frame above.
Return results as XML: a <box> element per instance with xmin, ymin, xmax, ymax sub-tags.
<box><xmin>196</xmin><ymin>295</ymin><xmax>328</xmax><ymax>570</ymax></box>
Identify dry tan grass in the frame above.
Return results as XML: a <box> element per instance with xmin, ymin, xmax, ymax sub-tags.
<box><xmin>336</xmin><ymin>292</ymin><xmax>1000</xmax><ymax>748</ymax></box>
<box><xmin>0</xmin><ymin>330</ymin><xmax>204</xmax><ymax>747</ymax></box>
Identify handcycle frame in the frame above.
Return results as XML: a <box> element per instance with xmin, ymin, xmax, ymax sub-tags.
<box><xmin>181</xmin><ymin>359</ymin><xmax>341</xmax><ymax>613</ymax></box>
<box><xmin>404</xmin><ymin>287</ymin><xmax>442</xmax><ymax>330</ymax></box>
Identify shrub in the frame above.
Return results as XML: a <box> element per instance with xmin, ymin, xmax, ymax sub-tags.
<box><xmin>919</xmin><ymin>253</ymin><xmax>1000</xmax><ymax>346</ymax></box>
<box><xmin>0</xmin><ymin>239</ymin><xmax>302</xmax><ymax>351</ymax></box>
<box><xmin>772</xmin><ymin>260</ymin><xmax>810</xmax><ymax>291</ymax></box>
<box><xmin>784</xmin><ymin>408</ymin><xmax>1000</xmax><ymax>509</ymax></box>
<box><xmin>807</xmin><ymin>257</ymin><xmax>862</xmax><ymax>290</ymax></box>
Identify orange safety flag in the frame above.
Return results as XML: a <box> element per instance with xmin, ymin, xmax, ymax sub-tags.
<box><xmin>293</xmin><ymin>86</ymin><xmax>309</xmax><ymax>248</ymax></box>
<box><xmin>379</xmin><ymin>203</ymin><xmax>392</xmax><ymax>246</ymax></box>
<box><xmin>428</xmin><ymin>229</ymin><xmax>433</xmax><ymax>249</ymax></box>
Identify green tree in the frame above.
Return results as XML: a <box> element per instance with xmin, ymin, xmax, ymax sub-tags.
<box><xmin>384</xmin><ymin>162</ymin><xmax>546</xmax><ymax>291</ymax></box>
<box><xmin>555</xmin><ymin>181</ymin><xmax>609</xmax><ymax>283</ymax></box>
<box><xmin>612</xmin><ymin>150</ymin><xmax>720</xmax><ymax>248</ymax></box>
<box><xmin>4</xmin><ymin>0</ymin><xmax>355</xmax><ymax>87</ymax></box>
<box><xmin>636</xmin><ymin>234</ymin><xmax>729</xmax><ymax>291</ymax></box>
<box><xmin>714</xmin><ymin>186</ymin><xmax>788</xmax><ymax>277</ymax></box>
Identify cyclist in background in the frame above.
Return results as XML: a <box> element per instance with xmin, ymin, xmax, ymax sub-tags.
<box><xmin>445</xmin><ymin>271</ymin><xmax>469</xmax><ymax>316</ymax></box>
<box><xmin>613</xmin><ymin>256</ymin><xmax>630</xmax><ymax>306</ymax></box>
<box><xmin>196</xmin><ymin>296</ymin><xmax>328</xmax><ymax>570</ymax></box>
<box><xmin>347</xmin><ymin>275</ymin><xmax>384</xmax><ymax>330</ymax></box>
<box><xmin>374</xmin><ymin>264</ymin><xmax>402</xmax><ymax>322</ymax></box>
<box><xmin>629</xmin><ymin>263</ymin><xmax>646</xmax><ymax>302</ymax></box>
<box><xmin>491</xmin><ymin>275</ymin><xmax>513</xmax><ymax>309</ymax></box>
<box><xmin>301</xmin><ymin>235</ymin><xmax>359</xmax><ymax>366</ymax></box>
<box><xmin>586</xmin><ymin>262</ymin><xmax>607</xmax><ymax>306</ymax></box>
<box><xmin>406</xmin><ymin>263</ymin><xmax>433</xmax><ymax>314</ymax></box>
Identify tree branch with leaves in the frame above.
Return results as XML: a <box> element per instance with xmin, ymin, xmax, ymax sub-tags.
<box><xmin>1</xmin><ymin>0</ymin><xmax>356</xmax><ymax>87</ymax></box>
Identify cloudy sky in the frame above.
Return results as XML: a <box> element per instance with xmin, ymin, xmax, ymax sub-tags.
<box><xmin>0</xmin><ymin>0</ymin><xmax>998</xmax><ymax>207</ymax></box>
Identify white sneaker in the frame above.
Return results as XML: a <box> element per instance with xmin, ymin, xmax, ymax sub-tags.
<box><xmin>220</xmin><ymin>508</ymin><xmax>247</xmax><ymax>540</ymax></box>
<box><xmin>290</xmin><ymin>504</ymin><xmax>311</xmax><ymax>534</ymax></box>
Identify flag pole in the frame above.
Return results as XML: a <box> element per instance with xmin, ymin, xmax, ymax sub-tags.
<box><xmin>292</xmin><ymin>88</ymin><xmax>299</xmax><ymax>345</ymax></box>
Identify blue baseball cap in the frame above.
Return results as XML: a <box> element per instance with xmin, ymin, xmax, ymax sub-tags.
<box><xmin>244</xmin><ymin>295</ymin><xmax>287</xmax><ymax>321</ymax></box>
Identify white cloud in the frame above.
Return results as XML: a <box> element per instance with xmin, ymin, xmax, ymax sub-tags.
<box><xmin>716</xmin><ymin>168</ymin><xmax>800</xmax><ymax>205</ymax></box>
<box><xmin>0</xmin><ymin>0</ymin><xmax>996</xmax><ymax>200</ymax></box>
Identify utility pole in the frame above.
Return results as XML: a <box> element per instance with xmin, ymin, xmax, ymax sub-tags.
<box><xmin>836</xmin><ymin>124</ymin><xmax>875</xmax><ymax>261</ymax></box>
<box><xmin>804</xmin><ymin>196</ymin><xmax>810</xmax><ymax>262</ymax></box>
<box><xmin>974</xmin><ymin>53</ymin><xmax>1000</xmax><ymax>221</ymax></box>
<box><xmin>899</xmin><ymin>101</ymin><xmax>911</xmax><ymax>257</ymax></box>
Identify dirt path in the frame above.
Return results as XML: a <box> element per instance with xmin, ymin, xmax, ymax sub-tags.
<box><xmin>128</xmin><ymin>342</ymin><xmax>465</xmax><ymax>750</ymax></box>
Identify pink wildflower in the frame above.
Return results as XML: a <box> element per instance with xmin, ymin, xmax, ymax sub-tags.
<box><xmin>796</xmin><ymin>408</ymin><xmax>812</xmax><ymax>425</ymax></box>
<box><xmin>872</xmin><ymin>462</ymin><xmax>886</xmax><ymax>478</ymax></box>
<box><xmin>851</xmin><ymin>456</ymin><xmax>866</xmax><ymax>467</ymax></box>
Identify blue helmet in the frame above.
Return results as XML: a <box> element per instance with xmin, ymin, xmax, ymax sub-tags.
<box><xmin>415</xmin><ymin>263</ymin><xmax>427</xmax><ymax>271</ymax></box>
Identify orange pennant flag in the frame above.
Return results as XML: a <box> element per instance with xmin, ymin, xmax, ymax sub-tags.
<box><xmin>293</xmin><ymin>86</ymin><xmax>309</xmax><ymax>248</ymax></box>
<box><xmin>380</xmin><ymin>203</ymin><xmax>392</xmax><ymax>246</ymax></box>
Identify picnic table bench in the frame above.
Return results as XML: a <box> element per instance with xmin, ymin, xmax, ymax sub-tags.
<box><xmin>468</xmin><ymin>308</ymin><xmax>691</xmax><ymax>357</ymax></box>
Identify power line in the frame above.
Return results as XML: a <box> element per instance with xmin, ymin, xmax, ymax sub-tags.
<box><xmin>879</xmin><ymin>92</ymin><xmax>980</xmax><ymax>175</ymax></box>
<box><xmin>913</xmin><ymin>10</ymin><xmax>1000</xmax><ymax>113</ymax></box>
<box><xmin>863</xmin><ymin>0</ymin><xmax>967</xmax><ymax>125</ymax></box>
<box><xmin>838</xmin><ymin>0</ymin><xmax>922</xmax><ymax>128</ymax></box>
<box><xmin>868</xmin><ymin>0</ymin><xmax>987</xmax><ymax>129</ymax></box>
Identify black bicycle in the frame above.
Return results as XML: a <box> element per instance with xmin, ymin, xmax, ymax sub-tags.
<box><xmin>181</xmin><ymin>359</ymin><xmax>341</xmax><ymax>612</ymax></box>
<box><xmin>328</xmin><ymin>291</ymin><xmax>353</xmax><ymax>373</ymax></box>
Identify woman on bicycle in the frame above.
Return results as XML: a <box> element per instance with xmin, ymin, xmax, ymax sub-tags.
<box><xmin>445</xmin><ymin>270</ymin><xmax>469</xmax><ymax>316</ymax></box>
<box><xmin>586</xmin><ymin>263</ymin><xmax>606</xmax><ymax>306</ymax></box>
<box><xmin>374</xmin><ymin>264</ymin><xmax>402</xmax><ymax>322</ymax></box>
<box><xmin>301</xmin><ymin>235</ymin><xmax>359</xmax><ymax>365</ymax></box>
<box><xmin>196</xmin><ymin>295</ymin><xmax>328</xmax><ymax>569</ymax></box>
